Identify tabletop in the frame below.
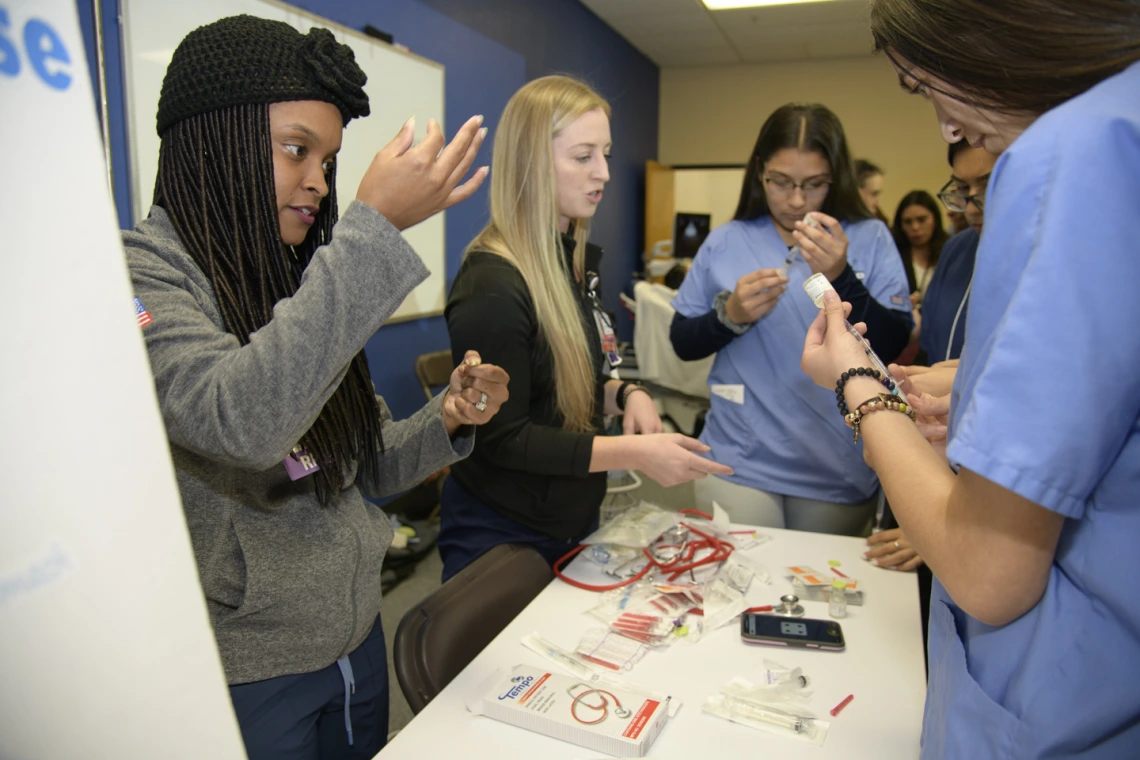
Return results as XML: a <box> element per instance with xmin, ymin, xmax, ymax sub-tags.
<box><xmin>379</xmin><ymin>524</ymin><xmax>926</xmax><ymax>759</ymax></box>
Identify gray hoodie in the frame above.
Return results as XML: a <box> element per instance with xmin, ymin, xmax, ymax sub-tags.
<box><xmin>124</xmin><ymin>201</ymin><xmax>471</xmax><ymax>684</ymax></box>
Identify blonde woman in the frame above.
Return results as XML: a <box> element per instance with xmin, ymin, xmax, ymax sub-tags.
<box><xmin>440</xmin><ymin>76</ymin><xmax>732</xmax><ymax>581</ymax></box>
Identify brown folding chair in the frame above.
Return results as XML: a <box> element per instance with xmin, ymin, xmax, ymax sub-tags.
<box><xmin>414</xmin><ymin>349</ymin><xmax>455</xmax><ymax>401</ymax></box>
<box><xmin>393</xmin><ymin>543</ymin><xmax>553</xmax><ymax>714</ymax></box>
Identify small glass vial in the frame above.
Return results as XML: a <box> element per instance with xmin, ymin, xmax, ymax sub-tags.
<box><xmin>829</xmin><ymin>579</ymin><xmax>848</xmax><ymax>619</ymax></box>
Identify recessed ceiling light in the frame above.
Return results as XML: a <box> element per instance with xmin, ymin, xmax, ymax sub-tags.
<box><xmin>703</xmin><ymin>0</ymin><xmax>837</xmax><ymax>9</ymax></box>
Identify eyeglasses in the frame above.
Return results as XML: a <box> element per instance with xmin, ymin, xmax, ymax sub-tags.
<box><xmin>763</xmin><ymin>174</ymin><xmax>831</xmax><ymax>199</ymax></box>
<box><xmin>937</xmin><ymin>179</ymin><xmax>985</xmax><ymax>212</ymax></box>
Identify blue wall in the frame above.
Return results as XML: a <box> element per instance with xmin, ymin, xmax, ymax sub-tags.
<box><xmin>77</xmin><ymin>0</ymin><xmax>658</xmax><ymax>426</ymax></box>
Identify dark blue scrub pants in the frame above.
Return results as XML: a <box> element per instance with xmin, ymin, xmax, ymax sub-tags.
<box><xmin>229</xmin><ymin>614</ymin><xmax>388</xmax><ymax>760</ymax></box>
<box><xmin>437</xmin><ymin>476</ymin><xmax>597</xmax><ymax>583</ymax></box>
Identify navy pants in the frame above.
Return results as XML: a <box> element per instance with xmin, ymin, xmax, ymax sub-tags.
<box><xmin>438</xmin><ymin>476</ymin><xmax>597</xmax><ymax>583</ymax></box>
<box><xmin>229</xmin><ymin>615</ymin><xmax>388</xmax><ymax>760</ymax></box>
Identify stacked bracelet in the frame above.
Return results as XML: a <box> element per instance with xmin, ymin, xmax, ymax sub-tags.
<box><xmin>844</xmin><ymin>393</ymin><xmax>917</xmax><ymax>443</ymax></box>
<box><xmin>835</xmin><ymin>367</ymin><xmax>892</xmax><ymax>417</ymax></box>
<box><xmin>616</xmin><ymin>381</ymin><xmax>650</xmax><ymax>412</ymax></box>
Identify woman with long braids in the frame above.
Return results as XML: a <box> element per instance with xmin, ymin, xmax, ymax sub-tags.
<box><xmin>801</xmin><ymin>0</ymin><xmax>1140</xmax><ymax>755</ymax></box>
<box><xmin>124</xmin><ymin>16</ymin><xmax>506</xmax><ymax>758</ymax></box>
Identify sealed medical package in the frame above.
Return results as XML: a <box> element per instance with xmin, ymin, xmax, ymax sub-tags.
<box><xmin>466</xmin><ymin>664</ymin><xmax>671</xmax><ymax>757</ymax></box>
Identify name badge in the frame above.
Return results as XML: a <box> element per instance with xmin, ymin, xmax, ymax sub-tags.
<box><xmin>594</xmin><ymin>308</ymin><xmax>622</xmax><ymax>368</ymax></box>
<box><xmin>711</xmin><ymin>384</ymin><xmax>745</xmax><ymax>404</ymax></box>
<box><xmin>284</xmin><ymin>445</ymin><xmax>320</xmax><ymax>480</ymax></box>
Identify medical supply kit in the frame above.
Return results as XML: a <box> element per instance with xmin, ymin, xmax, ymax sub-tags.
<box><xmin>466</xmin><ymin>664</ymin><xmax>671</xmax><ymax>757</ymax></box>
<box><xmin>470</xmin><ymin>503</ymin><xmax>866</xmax><ymax>752</ymax></box>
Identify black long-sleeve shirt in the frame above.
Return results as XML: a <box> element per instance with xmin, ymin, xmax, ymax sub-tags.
<box><xmin>670</xmin><ymin>264</ymin><xmax>912</xmax><ymax>363</ymax></box>
<box><xmin>445</xmin><ymin>236</ymin><xmax>607</xmax><ymax>539</ymax></box>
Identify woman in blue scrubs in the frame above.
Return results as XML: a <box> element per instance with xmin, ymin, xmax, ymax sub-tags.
<box><xmin>801</xmin><ymin>1</ymin><xmax>1140</xmax><ymax>755</ymax></box>
<box><xmin>670</xmin><ymin>103</ymin><xmax>912</xmax><ymax>534</ymax></box>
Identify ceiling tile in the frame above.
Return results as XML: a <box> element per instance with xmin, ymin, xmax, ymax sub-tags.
<box><xmin>580</xmin><ymin>0</ymin><xmax>706</xmax><ymax>20</ymax></box>
<box><xmin>621</xmin><ymin>28</ymin><xmax>731</xmax><ymax>52</ymax></box>
<box><xmin>736</xmin><ymin>40</ymin><xmax>812</xmax><ymax>63</ymax></box>
<box><xmin>578</xmin><ymin>0</ymin><xmax>872</xmax><ymax>67</ymax></box>
<box><xmin>653</xmin><ymin>48</ymin><xmax>744</xmax><ymax>67</ymax></box>
<box><xmin>709</xmin><ymin>0</ymin><xmax>868</xmax><ymax>28</ymax></box>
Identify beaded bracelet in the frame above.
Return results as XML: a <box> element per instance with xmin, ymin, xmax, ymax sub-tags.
<box><xmin>616</xmin><ymin>381</ymin><xmax>650</xmax><ymax>412</ymax></box>
<box><xmin>843</xmin><ymin>393</ymin><xmax>917</xmax><ymax>443</ymax></box>
<box><xmin>835</xmin><ymin>367</ymin><xmax>893</xmax><ymax>417</ymax></box>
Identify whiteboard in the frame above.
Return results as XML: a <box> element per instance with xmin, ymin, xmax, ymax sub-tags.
<box><xmin>121</xmin><ymin>0</ymin><xmax>447</xmax><ymax>321</ymax></box>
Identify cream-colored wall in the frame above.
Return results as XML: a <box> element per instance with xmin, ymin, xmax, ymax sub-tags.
<box><xmin>659</xmin><ymin>56</ymin><xmax>951</xmax><ymax>229</ymax></box>
<box><xmin>672</xmin><ymin>167</ymin><xmax>747</xmax><ymax>238</ymax></box>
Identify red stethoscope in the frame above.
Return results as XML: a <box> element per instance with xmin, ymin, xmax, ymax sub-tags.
<box><xmin>568</xmin><ymin>684</ymin><xmax>631</xmax><ymax>725</ymax></box>
<box><xmin>552</xmin><ymin>509</ymin><xmax>736</xmax><ymax>592</ymax></box>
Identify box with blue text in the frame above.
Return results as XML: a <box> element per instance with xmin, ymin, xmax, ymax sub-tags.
<box><xmin>466</xmin><ymin>664</ymin><xmax>670</xmax><ymax>757</ymax></box>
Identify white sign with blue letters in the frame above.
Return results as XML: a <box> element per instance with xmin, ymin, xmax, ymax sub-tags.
<box><xmin>0</xmin><ymin>2</ymin><xmax>245</xmax><ymax>756</ymax></box>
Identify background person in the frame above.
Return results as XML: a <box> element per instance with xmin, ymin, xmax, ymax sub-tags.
<box><xmin>918</xmin><ymin>140</ymin><xmax>996</xmax><ymax>364</ymax></box>
<box><xmin>855</xmin><ymin>158</ymin><xmax>889</xmax><ymax>224</ymax></box>
<box><xmin>670</xmin><ymin>103</ymin><xmax>911</xmax><ymax>534</ymax></box>
<box><xmin>891</xmin><ymin>189</ymin><xmax>947</xmax><ymax>308</ymax></box>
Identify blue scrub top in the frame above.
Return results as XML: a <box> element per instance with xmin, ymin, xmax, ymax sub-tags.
<box><xmin>932</xmin><ymin>61</ymin><xmax>1140</xmax><ymax>759</ymax></box>
<box><xmin>919</xmin><ymin>228</ymin><xmax>978</xmax><ymax>363</ymax></box>
<box><xmin>672</xmin><ymin>216</ymin><xmax>910</xmax><ymax>503</ymax></box>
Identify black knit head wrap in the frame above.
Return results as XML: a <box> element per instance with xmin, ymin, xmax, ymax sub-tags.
<box><xmin>153</xmin><ymin>16</ymin><xmax>385</xmax><ymax>506</ymax></box>
<box><xmin>156</xmin><ymin>14</ymin><xmax>369</xmax><ymax>135</ymax></box>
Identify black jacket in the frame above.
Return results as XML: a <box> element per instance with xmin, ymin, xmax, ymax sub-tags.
<box><xmin>445</xmin><ymin>235</ymin><xmax>607</xmax><ymax>539</ymax></box>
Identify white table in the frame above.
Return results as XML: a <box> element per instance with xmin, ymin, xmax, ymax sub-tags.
<box><xmin>379</xmin><ymin>526</ymin><xmax>926</xmax><ymax>758</ymax></box>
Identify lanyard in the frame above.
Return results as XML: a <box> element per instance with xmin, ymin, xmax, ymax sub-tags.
<box><xmin>585</xmin><ymin>270</ymin><xmax>621</xmax><ymax>370</ymax></box>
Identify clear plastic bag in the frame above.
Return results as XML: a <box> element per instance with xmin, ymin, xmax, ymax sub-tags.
<box><xmin>702</xmin><ymin>693</ymin><xmax>829</xmax><ymax>746</ymax></box>
<box><xmin>574</xmin><ymin>627</ymin><xmax>650</xmax><ymax>671</ymax></box>
<box><xmin>724</xmin><ymin>670</ymin><xmax>812</xmax><ymax>707</ymax></box>
<box><xmin>700</xmin><ymin>577</ymin><xmax>746</xmax><ymax>633</ymax></box>
<box><xmin>587</xmin><ymin>582</ymin><xmax>701</xmax><ymax>646</ymax></box>
<box><xmin>703</xmin><ymin>677</ymin><xmax>830</xmax><ymax>746</ymax></box>
<box><xmin>715</xmin><ymin>552</ymin><xmax>769</xmax><ymax>593</ymax></box>
<box><xmin>579</xmin><ymin>502</ymin><xmax>678</xmax><ymax>548</ymax></box>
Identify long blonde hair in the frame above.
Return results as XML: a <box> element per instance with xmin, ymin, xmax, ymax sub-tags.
<box><xmin>467</xmin><ymin>76</ymin><xmax>611</xmax><ymax>432</ymax></box>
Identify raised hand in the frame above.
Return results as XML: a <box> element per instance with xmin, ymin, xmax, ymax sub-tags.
<box><xmin>356</xmin><ymin>115</ymin><xmax>489</xmax><ymax>231</ymax></box>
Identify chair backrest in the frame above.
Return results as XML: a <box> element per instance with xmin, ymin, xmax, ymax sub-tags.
<box><xmin>393</xmin><ymin>543</ymin><xmax>553</xmax><ymax>714</ymax></box>
<box><xmin>414</xmin><ymin>350</ymin><xmax>455</xmax><ymax>401</ymax></box>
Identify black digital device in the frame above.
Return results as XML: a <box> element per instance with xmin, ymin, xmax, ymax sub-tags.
<box><xmin>740</xmin><ymin>614</ymin><xmax>845</xmax><ymax>651</ymax></box>
<box><xmin>673</xmin><ymin>212</ymin><xmax>711</xmax><ymax>259</ymax></box>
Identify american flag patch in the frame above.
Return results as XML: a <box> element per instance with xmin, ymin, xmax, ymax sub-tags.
<box><xmin>890</xmin><ymin>295</ymin><xmax>907</xmax><ymax>306</ymax></box>
<box><xmin>134</xmin><ymin>297</ymin><xmax>153</xmax><ymax>328</ymax></box>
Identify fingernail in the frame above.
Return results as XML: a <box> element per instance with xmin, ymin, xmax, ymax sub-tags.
<box><xmin>479</xmin><ymin>127</ymin><xmax>488</xmax><ymax>139</ymax></box>
<box><xmin>870</xmin><ymin>559</ymin><xmax>880</xmax><ymax>566</ymax></box>
<box><xmin>862</xmin><ymin>552</ymin><xmax>870</xmax><ymax>559</ymax></box>
<box><xmin>405</xmin><ymin>116</ymin><xmax>415</xmax><ymax>128</ymax></box>
<box><xmin>476</xmin><ymin>114</ymin><xmax>485</xmax><ymax>125</ymax></box>
<box><xmin>467</xmin><ymin>357</ymin><xmax>481</xmax><ymax>367</ymax></box>
<box><xmin>480</xmin><ymin>165</ymin><xmax>490</xmax><ymax>175</ymax></box>
<box><xmin>823</xmin><ymin>290</ymin><xmax>839</xmax><ymax>303</ymax></box>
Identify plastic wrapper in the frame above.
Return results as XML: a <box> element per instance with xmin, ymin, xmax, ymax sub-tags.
<box><xmin>579</xmin><ymin>502</ymin><xmax>678</xmax><ymax>548</ymax></box>
<box><xmin>700</xmin><ymin>578</ymin><xmax>746</xmax><ymax>633</ymax></box>
<box><xmin>588</xmin><ymin>582</ymin><xmax>702</xmax><ymax>646</ymax></box>
<box><xmin>703</xmin><ymin>676</ymin><xmax>829</xmax><ymax>746</ymax></box>
<box><xmin>725</xmin><ymin>669</ymin><xmax>812</xmax><ymax>707</ymax></box>
<box><xmin>575</xmin><ymin>627</ymin><xmax>650</xmax><ymax>671</ymax></box>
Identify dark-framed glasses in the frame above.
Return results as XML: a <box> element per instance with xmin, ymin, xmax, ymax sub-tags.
<box><xmin>937</xmin><ymin>178</ymin><xmax>985</xmax><ymax>212</ymax></box>
<box><xmin>764</xmin><ymin>174</ymin><xmax>831</xmax><ymax>199</ymax></box>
